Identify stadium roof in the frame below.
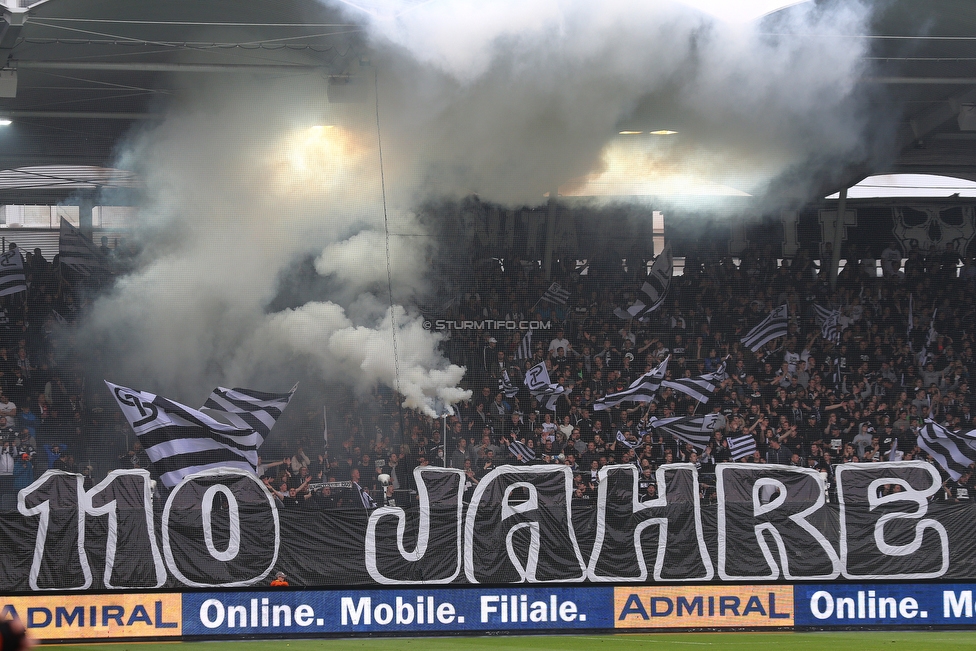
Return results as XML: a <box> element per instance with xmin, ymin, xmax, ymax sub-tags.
<box><xmin>1</xmin><ymin>0</ymin><xmax>975</xmax><ymax>205</ymax></box>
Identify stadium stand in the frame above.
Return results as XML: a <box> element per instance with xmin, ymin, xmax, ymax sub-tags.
<box><xmin>4</xmin><ymin>232</ymin><xmax>971</xmax><ymax>511</ymax></box>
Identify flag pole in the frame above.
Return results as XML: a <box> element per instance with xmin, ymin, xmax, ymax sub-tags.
<box><xmin>323</xmin><ymin>406</ymin><xmax>329</xmax><ymax>446</ymax></box>
<box><xmin>529</xmin><ymin>296</ymin><xmax>543</xmax><ymax>315</ymax></box>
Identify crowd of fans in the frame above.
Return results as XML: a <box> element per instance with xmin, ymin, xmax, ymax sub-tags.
<box><xmin>5</xmin><ymin>231</ymin><xmax>976</xmax><ymax>511</ymax></box>
<box><xmin>0</xmin><ymin>243</ymin><xmax>106</xmax><ymax>506</ymax></box>
<box><xmin>272</xmin><ymin>239</ymin><xmax>976</xmax><ymax>508</ymax></box>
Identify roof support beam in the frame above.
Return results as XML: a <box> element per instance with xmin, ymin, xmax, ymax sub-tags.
<box><xmin>897</xmin><ymin>87</ymin><xmax>976</xmax><ymax>150</ymax></box>
<box><xmin>0</xmin><ymin>8</ymin><xmax>27</xmax><ymax>52</ymax></box>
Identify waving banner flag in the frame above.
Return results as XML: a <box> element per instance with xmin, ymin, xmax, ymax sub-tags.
<box><xmin>499</xmin><ymin>370</ymin><xmax>519</xmax><ymax>399</ymax></box>
<box><xmin>202</xmin><ymin>384</ymin><xmax>297</xmax><ymax>437</ymax></box>
<box><xmin>540</xmin><ymin>281</ymin><xmax>571</xmax><ymax>305</ymax></box>
<box><xmin>514</xmin><ymin>329</ymin><xmax>533</xmax><ymax>360</ymax></box>
<box><xmin>0</xmin><ymin>247</ymin><xmax>26</xmax><ymax>297</ymax></box>
<box><xmin>662</xmin><ymin>357</ymin><xmax>728</xmax><ymax>403</ymax></box>
<box><xmin>615</xmin><ymin>245</ymin><xmax>672</xmax><ymax>319</ymax></box>
<box><xmin>727</xmin><ymin>434</ymin><xmax>758</xmax><ymax>460</ymax></box>
<box><xmin>813</xmin><ymin>303</ymin><xmax>833</xmax><ymax>325</ymax></box>
<box><xmin>917</xmin><ymin>418</ymin><xmax>976</xmax><ymax>481</ymax></box>
<box><xmin>594</xmin><ymin>356</ymin><xmax>669</xmax><ymax>411</ymax></box>
<box><xmin>524</xmin><ymin>360</ymin><xmax>566</xmax><ymax>411</ymax></box>
<box><xmin>59</xmin><ymin>217</ymin><xmax>110</xmax><ymax>276</ymax></box>
<box><xmin>821</xmin><ymin>310</ymin><xmax>842</xmax><ymax>344</ymax></box>
<box><xmin>107</xmin><ymin>380</ymin><xmax>295</xmax><ymax>488</ymax></box>
<box><xmin>649</xmin><ymin>413</ymin><xmax>722</xmax><ymax>451</ymax></box>
<box><xmin>507</xmin><ymin>439</ymin><xmax>536</xmax><ymax>462</ymax></box>
<box><xmin>741</xmin><ymin>304</ymin><xmax>789</xmax><ymax>352</ymax></box>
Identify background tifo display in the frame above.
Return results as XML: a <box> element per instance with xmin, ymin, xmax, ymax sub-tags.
<box><xmin>0</xmin><ymin>461</ymin><xmax>969</xmax><ymax>590</ymax></box>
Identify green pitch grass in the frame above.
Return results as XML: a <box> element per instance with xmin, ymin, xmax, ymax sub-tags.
<box><xmin>40</xmin><ymin>632</ymin><xmax>976</xmax><ymax>651</ymax></box>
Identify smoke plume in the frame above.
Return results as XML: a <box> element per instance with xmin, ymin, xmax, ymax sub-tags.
<box><xmin>78</xmin><ymin>0</ymin><xmax>883</xmax><ymax>417</ymax></box>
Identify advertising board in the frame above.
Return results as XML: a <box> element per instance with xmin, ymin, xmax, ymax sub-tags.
<box><xmin>17</xmin><ymin>582</ymin><xmax>976</xmax><ymax>642</ymax></box>
<box><xmin>0</xmin><ymin>593</ymin><xmax>181</xmax><ymax>640</ymax></box>
<box><xmin>795</xmin><ymin>583</ymin><xmax>976</xmax><ymax>627</ymax></box>
<box><xmin>613</xmin><ymin>586</ymin><xmax>793</xmax><ymax>629</ymax></box>
<box><xmin>182</xmin><ymin>587</ymin><xmax>613</xmax><ymax>635</ymax></box>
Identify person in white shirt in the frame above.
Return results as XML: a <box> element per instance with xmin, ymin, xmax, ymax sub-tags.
<box><xmin>548</xmin><ymin>329</ymin><xmax>571</xmax><ymax>354</ymax></box>
<box><xmin>558</xmin><ymin>415</ymin><xmax>574</xmax><ymax>439</ymax></box>
<box><xmin>0</xmin><ymin>394</ymin><xmax>17</xmax><ymax>427</ymax></box>
<box><xmin>541</xmin><ymin>413</ymin><xmax>557</xmax><ymax>438</ymax></box>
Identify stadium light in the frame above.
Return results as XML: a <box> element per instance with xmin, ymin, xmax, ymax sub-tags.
<box><xmin>0</xmin><ymin>119</ymin><xmax>11</xmax><ymax>127</ymax></box>
<box><xmin>650</xmin><ymin>130</ymin><xmax>678</xmax><ymax>135</ymax></box>
<box><xmin>619</xmin><ymin>131</ymin><xmax>643</xmax><ymax>135</ymax></box>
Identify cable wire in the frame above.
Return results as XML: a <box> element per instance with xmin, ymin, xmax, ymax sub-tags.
<box><xmin>373</xmin><ymin>65</ymin><xmax>406</xmax><ymax>433</ymax></box>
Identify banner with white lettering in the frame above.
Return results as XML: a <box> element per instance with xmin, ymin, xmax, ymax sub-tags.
<box><xmin>5</xmin><ymin>463</ymin><xmax>976</xmax><ymax>591</ymax></box>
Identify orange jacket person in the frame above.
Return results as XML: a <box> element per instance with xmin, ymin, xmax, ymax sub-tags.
<box><xmin>270</xmin><ymin>571</ymin><xmax>289</xmax><ymax>587</ymax></box>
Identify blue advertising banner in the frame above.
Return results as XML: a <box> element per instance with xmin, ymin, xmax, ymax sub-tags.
<box><xmin>182</xmin><ymin>587</ymin><xmax>614</xmax><ymax>635</ymax></box>
<box><xmin>795</xmin><ymin>583</ymin><xmax>976</xmax><ymax>627</ymax></box>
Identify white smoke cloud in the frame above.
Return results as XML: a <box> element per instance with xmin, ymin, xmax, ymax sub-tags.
<box><xmin>314</xmin><ymin>229</ymin><xmax>429</xmax><ymax>299</ymax></box>
<box><xmin>79</xmin><ymin>0</ymin><xmax>880</xmax><ymax>420</ymax></box>
<box><xmin>339</xmin><ymin>0</ymin><xmax>876</xmax><ymax>203</ymax></box>
<box><xmin>232</xmin><ymin>303</ymin><xmax>468</xmax><ymax>415</ymax></box>
<box><xmin>80</xmin><ymin>77</ymin><xmax>470</xmax><ymax>415</ymax></box>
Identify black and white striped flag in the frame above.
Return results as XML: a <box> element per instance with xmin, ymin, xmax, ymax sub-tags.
<box><xmin>106</xmin><ymin>381</ymin><xmax>274</xmax><ymax>488</ymax></box>
<box><xmin>662</xmin><ymin>358</ymin><xmax>727</xmax><ymax>404</ymax></box>
<box><xmin>499</xmin><ymin>370</ymin><xmax>519</xmax><ymax>399</ymax></box>
<box><xmin>524</xmin><ymin>360</ymin><xmax>566</xmax><ymax>411</ymax></box>
<box><xmin>727</xmin><ymin>434</ymin><xmax>758</xmax><ymax>460</ymax></box>
<box><xmin>202</xmin><ymin>384</ymin><xmax>297</xmax><ymax>438</ymax></box>
<box><xmin>821</xmin><ymin>310</ymin><xmax>841</xmax><ymax>344</ymax></box>
<box><xmin>615</xmin><ymin>246</ymin><xmax>673</xmax><ymax>320</ymax></box>
<box><xmin>917</xmin><ymin>419</ymin><xmax>976</xmax><ymax>481</ymax></box>
<box><xmin>514</xmin><ymin>329</ymin><xmax>533</xmax><ymax>360</ymax></box>
<box><xmin>649</xmin><ymin>413</ymin><xmax>722</xmax><ymax>451</ymax></box>
<box><xmin>540</xmin><ymin>282</ymin><xmax>571</xmax><ymax>305</ymax></box>
<box><xmin>741</xmin><ymin>304</ymin><xmax>789</xmax><ymax>352</ymax></box>
<box><xmin>594</xmin><ymin>356</ymin><xmax>669</xmax><ymax>411</ymax></box>
<box><xmin>616</xmin><ymin>430</ymin><xmax>639</xmax><ymax>450</ymax></box>
<box><xmin>58</xmin><ymin>217</ymin><xmax>110</xmax><ymax>276</ymax></box>
<box><xmin>352</xmin><ymin>481</ymin><xmax>377</xmax><ymax>508</ymax></box>
<box><xmin>0</xmin><ymin>248</ymin><xmax>26</xmax><ymax>297</ymax></box>
<box><xmin>813</xmin><ymin>303</ymin><xmax>833</xmax><ymax>325</ymax></box>
<box><xmin>508</xmin><ymin>439</ymin><xmax>536</xmax><ymax>462</ymax></box>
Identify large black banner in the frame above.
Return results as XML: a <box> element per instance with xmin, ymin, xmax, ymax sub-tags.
<box><xmin>1</xmin><ymin>462</ymin><xmax>975</xmax><ymax>592</ymax></box>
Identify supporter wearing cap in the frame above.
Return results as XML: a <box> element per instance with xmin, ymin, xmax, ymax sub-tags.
<box><xmin>270</xmin><ymin>571</ymin><xmax>289</xmax><ymax>587</ymax></box>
